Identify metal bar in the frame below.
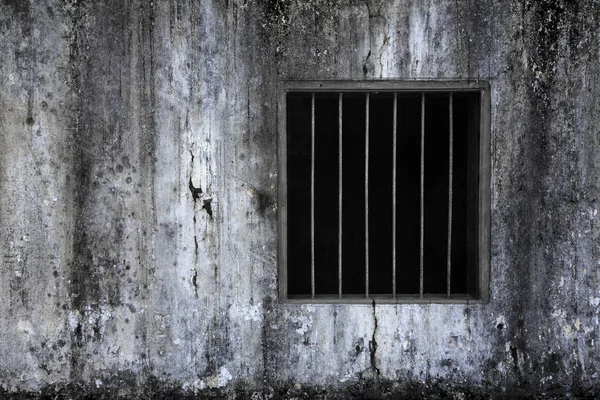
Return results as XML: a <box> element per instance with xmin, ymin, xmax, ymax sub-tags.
<box><xmin>338</xmin><ymin>93</ymin><xmax>343</xmax><ymax>298</ymax></box>
<box><xmin>420</xmin><ymin>93</ymin><xmax>425</xmax><ymax>298</ymax></box>
<box><xmin>447</xmin><ymin>94</ymin><xmax>453</xmax><ymax>298</ymax></box>
<box><xmin>365</xmin><ymin>93</ymin><xmax>370</xmax><ymax>298</ymax></box>
<box><xmin>392</xmin><ymin>93</ymin><xmax>397</xmax><ymax>298</ymax></box>
<box><xmin>311</xmin><ymin>93</ymin><xmax>315</xmax><ymax>298</ymax></box>
<box><xmin>277</xmin><ymin>86</ymin><xmax>288</xmax><ymax>302</ymax></box>
<box><xmin>479</xmin><ymin>85</ymin><xmax>492</xmax><ymax>303</ymax></box>
<box><xmin>283</xmin><ymin>295</ymin><xmax>483</xmax><ymax>305</ymax></box>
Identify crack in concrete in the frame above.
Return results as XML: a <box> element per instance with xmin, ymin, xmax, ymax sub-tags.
<box><xmin>189</xmin><ymin>176</ymin><xmax>203</xmax><ymax>200</ymax></box>
<box><xmin>369</xmin><ymin>299</ymin><xmax>381</xmax><ymax>376</ymax></box>
<box><xmin>192</xmin><ymin>235</ymin><xmax>199</xmax><ymax>298</ymax></box>
<box><xmin>189</xmin><ymin>155</ymin><xmax>213</xmax><ymax>220</ymax></box>
<box><xmin>363</xmin><ymin>49</ymin><xmax>372</xmax><ymax>77</ymax></box>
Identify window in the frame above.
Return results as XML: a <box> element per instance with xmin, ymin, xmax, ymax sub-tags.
<box><xmin>278</xmin><ymin>81</ymin><xmax>490</xmax><ymax>303</ymax></box>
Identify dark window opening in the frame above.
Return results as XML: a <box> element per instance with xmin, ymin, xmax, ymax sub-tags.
<box><xmin>280</xmin><ymin>82</ymin><xmax>490</xmax><ymax>303</ymax></box>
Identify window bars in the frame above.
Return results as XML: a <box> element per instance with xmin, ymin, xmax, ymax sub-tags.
<box><xmin>279</xmin><ymin>81</ymin><xmax>490</xmax><ymax>304</ymax></box>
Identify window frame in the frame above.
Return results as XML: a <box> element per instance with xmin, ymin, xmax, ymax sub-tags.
<box><xmin>277</xmin><ymin>80</ymin><xmax>491</xmax><ymax>304</ymax></box>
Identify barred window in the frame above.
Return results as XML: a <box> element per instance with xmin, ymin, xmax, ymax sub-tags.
<box><xmin>278</xmin><ymin>81</ymin><xmax>490</xmax><ymax>303</ymax></box>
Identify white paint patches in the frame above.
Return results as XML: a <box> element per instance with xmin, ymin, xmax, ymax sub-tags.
<box><xmin>242</xmin><ymin>303</ymin><xmax>262</xmax><ymax>322</ymax></box>
<box><xmin>219</xmin><ymin>367</ymin><xmax>233</xmax><ymax>385</ymax></box>
<box><xmin>68</xmin><ymin>311</ymin><xmax>81</xmax><ymax>332</ymax></box>
<box><xmin>85</xmin><ymin>305</ymin><xmax>112</xmax><ymax>330</ymax></box>
<box><xmin>67</xmin><ymin>305</ymin><xmax>112</xmax><ymax>337</ymax></box>
<box><xmin>339</xmin><ymin>372</ymin><xmax>352</xmax><ymax>383</ymax></box>
<box><xmin>182</xmin><ymin>379</ymin><xmax>205</xmax><ymax>393</ymax></box>
<box><xmin>402</xmin><ymin>340</ymin><xmax>410</xmax><ymax>352</ymax></box>
<box><xmin>495</xmin><ymin>316</ymin><xmax>507</xmax><ymax>329</ymax></box>
<box><xmin>292</xmin><ymin>314</ymin><xmax>313</xmax><ymax>335</ymax></box>
<box><xmin>17</xmin><ymin>320</ymin><xmax>35</xmax><ymax>335</ymax></box>
<box><xmin>563</xmin><ymin>325</ymin><xmax>574</xmax><ymax>339</ymax></box>
<box><xmin>228</xmin><ymin>302</ymin><xmax>263</xmax><ymax>323</ymax></box>
<box><xmin>205</xmin><ymin>367</ymin><xmax>233</xmax><ymax>388</ymax></box>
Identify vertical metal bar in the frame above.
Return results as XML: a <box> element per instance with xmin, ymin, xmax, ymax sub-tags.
<box><xmin>365</xmin><ymin>93</ymin><xmax>370</xmax><ymax>298</ymax></box>
<box><xmin>479</xmin><ymin>85</ymin><xmax>491</xmax><ymax>303</ymax></box>
<box><xmin>338</xmin><ymin>93</ymin><xmax>343</xmax><ymax>298</ymax></box>
<box><xmin>447</xmin><ymin>94</ymin><xmax>453</xmax><ymax>298</ymax></box>
<box><xmin>420</xmin><ymin>93</ymin><xmax>425</xmax><ymax>298</ymax></box>
<box><xmin>277</xmin><ymin>86</ymin><xmax>288</xmax><ymax>302</ymax></box>
<box><xmin>392</xmin><ymin>93</ymin><xmax>397</xmax><ymax>298</ymax></box>
<box><xmin>311</xmin><ymin>93</ymin><xmax>315</xmax><ymax>298</ymax></box>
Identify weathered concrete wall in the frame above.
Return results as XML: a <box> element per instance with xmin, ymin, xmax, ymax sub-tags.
<box><xmin>1</xmin><ymin>0</ymin><xmax>600</xmax><ymax>397</ymax></box>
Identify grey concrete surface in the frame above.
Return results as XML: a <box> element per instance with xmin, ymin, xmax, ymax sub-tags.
<box><xmin>1</xmin><ymin>0</ymin><xmax>600</xmax><ymax>397</ymax></box>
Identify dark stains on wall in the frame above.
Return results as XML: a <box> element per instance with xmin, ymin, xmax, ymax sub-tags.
<box><xmin>456</xmin><ymin>0</ymin><xmax>496</xmax><ymax>77</ymax></box>
<box><xmin>495</xmin><ymin>0</ymin><xmax>600</xmax><ymax>393</ymax></box>
<box><xmin>528</xmin><ymin>0</ymin><xmax>567</xmax><ymax>99</ymax></box>
<box><xmin>258</xmin><ymin>0</ymin><xmax>288</xmax><ymax>26</ymax></box>
<box><xmin>2</xmin><ymin>375</ymin><xmax>599</xmax><ymax>399</ymax></box>
<box><xmin>63</xmin><ymin>0</ymin><xmax>98</xmax><ymax>312</ymax></box>
<box><xmin>2</xmin><ymin>0</ymin><xmax>30</xmax><ymax>18</ymax></box>
<box><xmin>256</xmin><ymin>0</ymin><xmax>289</xmax><ymax>63</ymax></box>
<box><xmin>253</xmin><ymin>188</ymin><xmax>274</xmax><ymax>218</ymax></box>
<box><xmin>499</xmin><ymin>0</ymin><xmax>558</xmax><ymax>389</ymax></box>
<box><xmin>4</xmin><ymin>0</ymin><xmax>600</xmax><ymax>397</ymax></box>
<box><xmin>61</xmin><ymin>0</ymin><xmax>159</xmax><ymax>382</ymax></box>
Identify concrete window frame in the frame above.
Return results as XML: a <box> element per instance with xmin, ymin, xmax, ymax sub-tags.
<box><xmin>277</xmin><ymin>81</ymin><xmax>490</xmax><ymax>304</ymax></box>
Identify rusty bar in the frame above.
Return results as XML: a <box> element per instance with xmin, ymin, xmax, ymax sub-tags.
<box><xmin>392</xmin><ymin>93</ymin><xmax>397</xmax><ymax>298</ymax></box>
<box><xmin>365</xmin><ymin>93</ymin><xmax>370</xmax><ymax>298</ymax></box>
<box><xmin>420</xmin><ymin>93</ymin><xmax>425</xmax><ymax>298</ymax></box>
<box><xmin>311</xmin><ymin>93</ymin><xmax>315</xmax><ymax>298</ymax></box>
<box><xmin>447</xmin><ymin>93</ymin><xmax>453</xmax><ymax>298</ymax></box>
<box><xmin>339</xmin><ymin>92</ymin><xmax>343</xmax><ymax>298</ymax></box>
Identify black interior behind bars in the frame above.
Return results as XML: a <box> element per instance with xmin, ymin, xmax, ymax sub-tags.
<box><xmin>286</xmin><ymin>91</ymin><xmax>480</xmax><ymax>299</ymax></box>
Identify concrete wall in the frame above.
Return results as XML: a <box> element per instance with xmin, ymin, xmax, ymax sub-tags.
<box><xmin>1</xmin><ymin>0</ymin><xmax>600</xmax><ymax>397</ymax></box>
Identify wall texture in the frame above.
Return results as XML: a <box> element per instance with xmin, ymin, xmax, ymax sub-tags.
<box><xmin>1</xmin><ymin>0</ymin><xmax>600</xmax><ymax>397</ymax></box>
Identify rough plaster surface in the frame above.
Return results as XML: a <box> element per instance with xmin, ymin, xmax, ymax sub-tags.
<box><xmin>1</xmin><ymin>0</ymin><xmax>600</xmax><ymax>398</ymax></box>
